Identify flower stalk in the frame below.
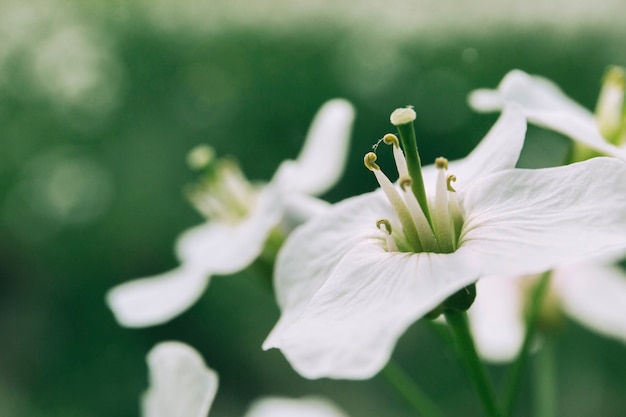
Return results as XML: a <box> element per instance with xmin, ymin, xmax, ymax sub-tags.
<box><xmin>445</xmin><ymin>311</ymin><xmax>502</xmax><ymax>417</ymax></box>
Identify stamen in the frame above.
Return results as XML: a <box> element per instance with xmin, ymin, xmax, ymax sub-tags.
<box><xmin>364</xmin><ymin>152</ymin><xmax>380</xmax><ymax>171</ymax></box>
<box><xmin>596</xmin><ymin>66</ymin><xmax>626</xmax><ymax>142</ymax></box>
<box><xmin>382</xmin><ymin>133</ymin><xmax>400</xmax><ymax>148</ymax></box>
<box><xmin>399</xmin><ymin>177</ymin><xmax>439</xmax><ymax>252</ymax></box>
<box><xmin>447</xmin><ymin>174</ymin><xmax>457</xmax><ymax>192</ymax></box>
<box><xmin>435</xmin><ymin>157</ymin><xmax>448</xmax><ymax>170</ymax></box>
<box><xmin>187</xmin><ymin>145</ymin><xmax>215</xmax><ymax>171</ymax></box>
<box><xmin>377</xmin><ymin>218</ymin><xmax>398</xmax><ymax>252</ymax></box>
<box><xmin>364</xmin><ymin>152</ymin><xmax>422</xmax><ymax>252</ymax></box>
<box><xmin>383</xmin><ymin>133</ymin><xmax>409</xmax><ymax>178</ymax></box>
<box><xmin>434</xmin><ymin>159</ymin><xmax>454</xmax><ymax>253</ymax></box>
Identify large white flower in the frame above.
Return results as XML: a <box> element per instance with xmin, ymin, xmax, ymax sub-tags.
<box><xmin>466</xmin><ymin>69</ymin><xmax>626</xmax><ymax>362</ymax></box>
<box><xmin>143</xmin><ymin>341</ymin><xmax>349</xmax><ymax>417</ymax></box>
<box><xmin>263</xmin><ymin>105</ymin><xmax>626</xmax><ymax>380</ymax></box>
<box><xmin>107</xmin><ymin>99</ymin><xmax>355</xmax><ymax>327</ymax></box>
<box><xmin>468</xmin><ymin>68</ymin><xmax>626</xmax><ymax>160</ymax></box>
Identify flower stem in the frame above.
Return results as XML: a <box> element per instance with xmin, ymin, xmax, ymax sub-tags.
<box><xmin>500</xmin><ymin>272</ymin><xmax>552</xmax><ymax>416</ymax></box>
<box><xmin>444</xmin><ymin>311</ymin><xmax>502</xmax><ymax>417</ymax></box>
<box><xmin>382</xmin><ymin>360</ymin><xmax>448</xmax><ymax>417</ymax></box>
<box><xmin>395</xmin><ymin>121</ymin><xmax>432</xmax><ymax>225</ymax></box>
<box><xmin>532</xmin><ymin>338</ymin><xmax>556</xmax><ymax>417</ymax></box>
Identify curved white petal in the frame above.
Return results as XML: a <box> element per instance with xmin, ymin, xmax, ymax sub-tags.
<box><xmin>274</xmin><ymin>99</ymin><xmax>355</xmax><ymax>196</ymax></box>
<box><xmin>421</xmin><ymin>105</ymin><xmax>526</xmax><ymax>194</ymax></box>
<box><xmin>470</xmin><ymin>70</ymin><xmax>592</xmax><ymax>119</ymax></box>
<box><xmin>176</xmin><ymin>183</ymin><xmax>285</xmax><ymax>274</ymax></box>
<box><xmin>554</xmin><ymin>261</ymin><xmax>626</xmax><ymax>343</ymax></box>
<box><xmin>449</xmin><ymin>104</ymin><xmax>527</xmax><ymax>190</ymax></box>
<box><xmin>469</xmin><ymin>70</ymin><xmax>626</xmax><ymax>160</ymax></box>
<box><xmin>461</xmin><ymin>157</ymin><xmax>626</xmax><ymax>277</ymax></box>
<box><xmin>264</xmin><ymin>192</ymin><xmax>481</xmax><ymax>379</ymax></box>
<box><xmin>468</xmin><ymin>275</ymin><xmax>526</xmax><ymax>363</ymax></box>
<box><xmin>527</xmin><ymin>111</ymin><xmax>626</xmax><ymax>160</ymax></box>
<box><xmin>106</xmin><ymin>266</ymin><xmax>209</xmax><ymax>327</ymax></box>
<box><xmin>143</xmin><ymin>342</ymin><xmax>218</xmax><ymax>417</ymax></box>
<box><xmin>244</xmin><ymin>396</ymin><xmax>350</xmax><ymax>417</ymax></box>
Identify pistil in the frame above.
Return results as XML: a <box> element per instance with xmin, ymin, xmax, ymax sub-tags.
<box><xmin>390</xmin><ymin>107</ymin><xmax>432</xmax><ymax>226</ymax></box>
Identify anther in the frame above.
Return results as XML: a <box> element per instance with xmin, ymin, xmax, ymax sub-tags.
<box><xmin>364</xmin><ymin>152</ymin><xmax>380</xmax><ymax>171</ymax></box>
<box><xmin>399</xmin><ymin>176</ymin><xmax>412</xmax><ymax>190</ymax></box>
<box><xmin>435</xmin><ymin>157</ymin><xmax>449</xmax><ymax>170</ymax></box>
<box><xmin>376</xmin><ymin>219</ymin><xmax>393</xmax><ymax>235</ymax></box>
<box><xmin>447</xmin><ymin>175</ymin><xmax>457</xmax><ymax>192</ymax></box>
<box><xmin>383</xmin><ymin>133</ymin><xmax>400</xmax><ymax>148</ymax></box>
<box><xmin>187</xmin><ymin>145</ymin><xmax>215</xmax><ymax>170</ymax></box>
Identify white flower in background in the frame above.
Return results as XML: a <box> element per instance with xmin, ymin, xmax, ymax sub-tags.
<box><xmin>106</xmin><ymin>99</ymin><xmax>355</xmax><ymax>327</ymax></box>
<box><xmin>466</xmin><ymin>69</ymin><xmax>626</xmax><ymax>362</ymax></box>
<box><xmin>263</xmin><ymin>105</ymin><xmax>626</xmax><ymax>379</ymax></box>
<box><xmin>144</xmin><ymin>341</ymin><xmax>349</xmax><ymax>417</ymax></box>
<box><xmin>469</xmin><ymin>261</ymin><xmax>626</xmax><ymax>362</ymax></box>
<box><xmin>468</xmin><ymin>68</ymin><xmax>626</xmax><ymax>160</ymax></box>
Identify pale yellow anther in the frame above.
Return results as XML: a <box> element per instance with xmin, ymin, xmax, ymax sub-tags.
<box><xmin>604</xmin><ymin>66</ymin><xmax>626</xmax><ymax>89</ymax></box>
<box><xmin>187</xmin><ymin>145</ymin><xmax>215</xmax><ymax>170</ymax></box>
<box><xmin>364</xmin><ymin>152</ymin><xmax>380</xmax><ymax>171</ymax></box>
<box><xmin>447</xmin><ymin>174</ymin><xmax>457</xmax><ymax>192</ymax></box>
<box><xmin>390</xmin><ymin>107</ymin><xmax>417</xmax><ymax>126</ymax></box>
<box><xmin>435</xmin><ymin>157</ymin><xmax>449</xmax><ymax>170</ymax></box>
<box><xmin>376</xmin><ymin>219</ymin><xmax>393</xmax><ymax>235</ymax></box>
<box><xmin>399</xmin><ymin>176</ymin><xmax>412</xmax><ymax>190</ymax></box>
<box><xmin>383</xmin><ymin>133</ymin><xmax>400</xmax><ymax>148</ymax></box>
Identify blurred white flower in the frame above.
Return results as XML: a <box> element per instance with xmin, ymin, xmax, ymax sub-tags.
<box><xmin>263</xmin><ymin>106</ymin><xmax>626</xmax><ymax>379</ymax></box>
<box><xmin>106</xmin><ymin>99</ymin><xmax>355</xmax><ymax>327</ymax></box>
<box><xmin>469</xmin><ymin>260</ymin><xmax>626</xmax><ymax>363</ymax></box>
<box><xmin>468</xmin><ymin>68</ymin><xmax>626</xmax><ymax>160</ymax></box>
<box><xmin>144</xmin><ymin>341</ymin><xmax>349</xmax><ymax>417</ymax></box>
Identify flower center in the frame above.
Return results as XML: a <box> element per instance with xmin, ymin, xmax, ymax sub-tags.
<box><xmin>184</xmin><ymin>145</ymin><xmax>258</xmax><ymax>224</ymax></box>
<box><xmin>366</xmin><ymin>108</ymin><xmax>464</xmax><ymax>254</ymax></box>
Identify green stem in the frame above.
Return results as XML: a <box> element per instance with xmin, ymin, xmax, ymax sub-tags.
<box><xmin>395</xmin><ymin>121</ymin><xmax>432</xmax><ymax>224</ymax></box>
<box><xmin>444</xmin><ymin>311</ymin><xmax>501</xmax><ymax>417</ymax></box>
<box><xmin>382</xmin><ymin>360</ymin><xmax>448</xmax><ymax>417</ymax></box>
<box><xmin>501</xmin><ymin>272</ymin><xmax>551</xmax><ymax>416</ymax></box>
<box><xmin>533</xmin><ymin>339</ymin><xmax>556</xmax><ymax>417</ymax></box>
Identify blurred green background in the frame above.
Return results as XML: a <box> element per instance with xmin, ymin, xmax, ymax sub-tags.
<box><xmin>1</xmin><ymin>0</ymin><xmax>626</xmax><ymax>416</ymax></box>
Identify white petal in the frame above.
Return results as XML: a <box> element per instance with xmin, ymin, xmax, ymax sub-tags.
<box><xmin>468</xmin><ymin>88</ymin><xmax>505</xmax><ymax>112</ymax></box>
<box><xmin>527</xmin><ymin>111</ymin><xmax>626</xmax><ymax>160</ymax></box>
<box><xmin>467</xmin><ymin>275</ymin><xmax>526</xmax><ymax>363</ymax></box>
<box><xmin>470</xmin><ymin>70</ymin><xmax>626</xmax><ymax>160</ymax></box>
<box><xmin>275</xmin><ymin>99</ymin><xmax>355</xmax><ymax>196</ymax></box>
<box><xmin>176</xmin><ymin>183</ymin><xmax>285</xmax><ymax>274</ymax></box>
<box><xmin>420</xmin><ymin>105</ymin><xmax>526</xmax><ymax>194</ymax></box>
<box><xmin>244</xmin><ymin>396</ymin><xmax>349</xmax><ymax>417</ymax></box>
<box><xmin>555</xmin><ymin>261</ymin><xmax>626</xmax><ymax>343</ymax></box>
<box><xmin>447</xmin><ymin>105</ymin><xmax>527</xmax><ymax>191</ymax></box>
<box><xmin>264</xmin><ymin>192</ymin><xmax>481</xmax><ymax>379</ymax></box>
<box><xmin>143</xmin><ymin>342</ymin><xmax>218</xmax><ymax>417</ymax></box>
<box><xmin>461</xmin><ymin>157</ymin><xmax>626</xmax><ymax>277</ymax></box>
<box><xmin>106</xmin><ymin>266</ymin><xmax>209</xmax><ymax>327</ymax></box>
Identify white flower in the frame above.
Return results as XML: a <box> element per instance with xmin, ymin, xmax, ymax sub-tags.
<box><xmin>465</xmin><ymin>70</ymin><xmax>626</xmax><ymax>362</ymax></box>
<box><xmin>143</xmin><ymin>341</ymin><xmax>349</xmax><ymax>417</ymax></box>
<box><xmin>262</xmin><ymin>106</ymin><xmax>626</xmax><ymax>379</ymax></box>
<box><xmin>469</xmin><ymin>260</ymin><xmax>626</xmax><ymax>363</ymax></box>
<box><xmin>106</xmin><ymin>99</ymin><xmax>355</xmax><ymax>327</ymax></box>
<box><xmin>468</xmin><ymin>68</ymin><xmax>626</xmax><ymax>160</ymax></box>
